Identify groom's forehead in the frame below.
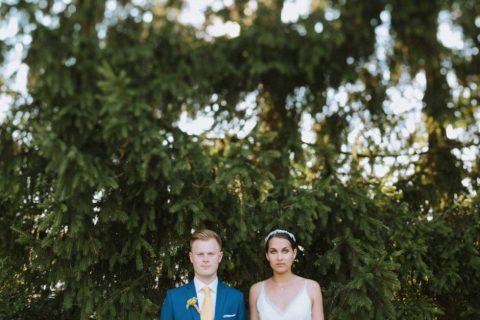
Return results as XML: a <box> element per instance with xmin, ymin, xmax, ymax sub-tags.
<box><xmin>190</xmin><ymin>239</ymin><xmax>221</xmax><ymax>252</ymax></box>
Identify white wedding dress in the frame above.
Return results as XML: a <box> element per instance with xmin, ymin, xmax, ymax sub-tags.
<box><xmin>256</xmin><ymin>281</ymin><xmax>312</xmax><ymax>320</ymax></box>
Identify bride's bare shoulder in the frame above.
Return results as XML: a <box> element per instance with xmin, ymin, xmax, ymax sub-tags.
<box><xmin>303</xmin><ymin>278</ymin><xmax>322</xmax><ymax>294</ymax></box>
<box><xmin>249</xmin><ymin>280</ymin><xmax>265</xmax><ymax>296</ymax></box>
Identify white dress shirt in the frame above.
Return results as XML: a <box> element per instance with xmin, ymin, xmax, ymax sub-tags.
<box><xmin>194</xmin><ymin>277</ymin><xmax>219</xmax><ymax>315</ymax></box>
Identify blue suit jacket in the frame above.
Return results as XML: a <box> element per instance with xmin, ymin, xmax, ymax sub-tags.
<box><xmin>160</xmin><ymin>281</ymin><xmax>246</xmax><ymax>320</ymax></box>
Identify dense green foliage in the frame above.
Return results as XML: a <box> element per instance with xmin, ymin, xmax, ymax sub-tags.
<box><xmin>1</xmin><ymin>0</ymin><xmax>479</xmax><ymax>319</ymax></box>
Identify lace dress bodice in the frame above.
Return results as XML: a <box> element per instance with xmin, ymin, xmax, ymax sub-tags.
<box><xmin>256</xmin><ymin>281</ymin><xmax>312</xmax><ymax>320</ymax></box>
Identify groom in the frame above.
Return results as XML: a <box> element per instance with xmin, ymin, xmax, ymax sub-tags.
<box><xmin>160</xmin><ymin>229</ymin><xmax>246</xmax><ymax>320</ymax></box>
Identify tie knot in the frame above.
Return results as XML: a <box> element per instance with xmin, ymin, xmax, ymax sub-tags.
<box><xmin>202</xmin><ymin>286</ymin><xmax>211</xmax><ymax>294</ymax></box>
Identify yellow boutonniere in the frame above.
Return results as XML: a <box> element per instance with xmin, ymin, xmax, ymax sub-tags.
<box><xmin>186</xmin><ymin>297</ymin><xmax>200</xmax><ymax>313</ymax></box>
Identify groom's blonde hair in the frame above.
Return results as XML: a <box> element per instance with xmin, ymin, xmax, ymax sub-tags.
<box><xmin>189</xmin><ymin>229</ymin><xmax>222</xmax><ymax>251</ymax></box>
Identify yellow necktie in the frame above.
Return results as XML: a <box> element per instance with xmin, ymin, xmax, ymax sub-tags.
<box><xmin>201</xmin><ymin>287</ymin><xmax>213</xmax><ymax>320</ymax></box>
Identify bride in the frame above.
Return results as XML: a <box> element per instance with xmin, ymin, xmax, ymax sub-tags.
<box><xmin>249</xmin><ymin>229</ymin><xmax>325</xmax><ymax>320</ymax></box>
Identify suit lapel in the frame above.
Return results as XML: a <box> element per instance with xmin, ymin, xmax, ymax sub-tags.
<box><xmin>185</xmin><ymin>282</ymin><xmax>200</xmax><ymax>320</ymax></box>
<box><xmin>215</xmin><ymin>281</ymin><xmax>227</xmax><ymax>320</ymax></box>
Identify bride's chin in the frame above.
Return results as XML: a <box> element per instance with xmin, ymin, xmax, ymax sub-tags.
<box><xmin>273</xmin><ymin>268</ymin><xmax>290</xmax><ymax>274</ymax></box>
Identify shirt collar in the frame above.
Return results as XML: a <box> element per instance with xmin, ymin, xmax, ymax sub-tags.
<box><xmin>194</xmin><ymin>277</ymin><xmax>218</xmax><ymax>294</ymax></box>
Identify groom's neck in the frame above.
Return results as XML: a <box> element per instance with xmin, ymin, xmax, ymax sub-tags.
<box><xmin>195</xmin><ymin>274</ymin><xmax>218</xmax><ymax>285</ymax></box>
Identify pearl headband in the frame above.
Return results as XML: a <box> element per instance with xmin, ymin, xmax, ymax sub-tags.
<box><xmin>264</xmin><ymin>229</ymin><xmax>296</xmax><ymax>244</ymax></box>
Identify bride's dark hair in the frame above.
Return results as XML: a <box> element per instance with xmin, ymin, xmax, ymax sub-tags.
<box><xmin>264</xmin><ymin>229</ymin><xmax>297</xmax><ymax>252</ymax></box>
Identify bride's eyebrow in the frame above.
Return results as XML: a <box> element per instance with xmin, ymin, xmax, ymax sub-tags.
<box><xmin>269</xmin><ymin>246</ymin><xmax>290</xmax><ymax>250</ymax></box>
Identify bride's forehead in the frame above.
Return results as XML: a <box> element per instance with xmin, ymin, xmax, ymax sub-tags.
<box><xmin>267</xmin><ymin>237</ymin><xmax>293</xmax><ymax>248</ymax></box>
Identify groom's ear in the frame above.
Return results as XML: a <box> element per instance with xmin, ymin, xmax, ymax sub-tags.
<box><xmin>189</xmin><ymin>251</ymin><xmax>193</xmax><ymax>263</ymax></box>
